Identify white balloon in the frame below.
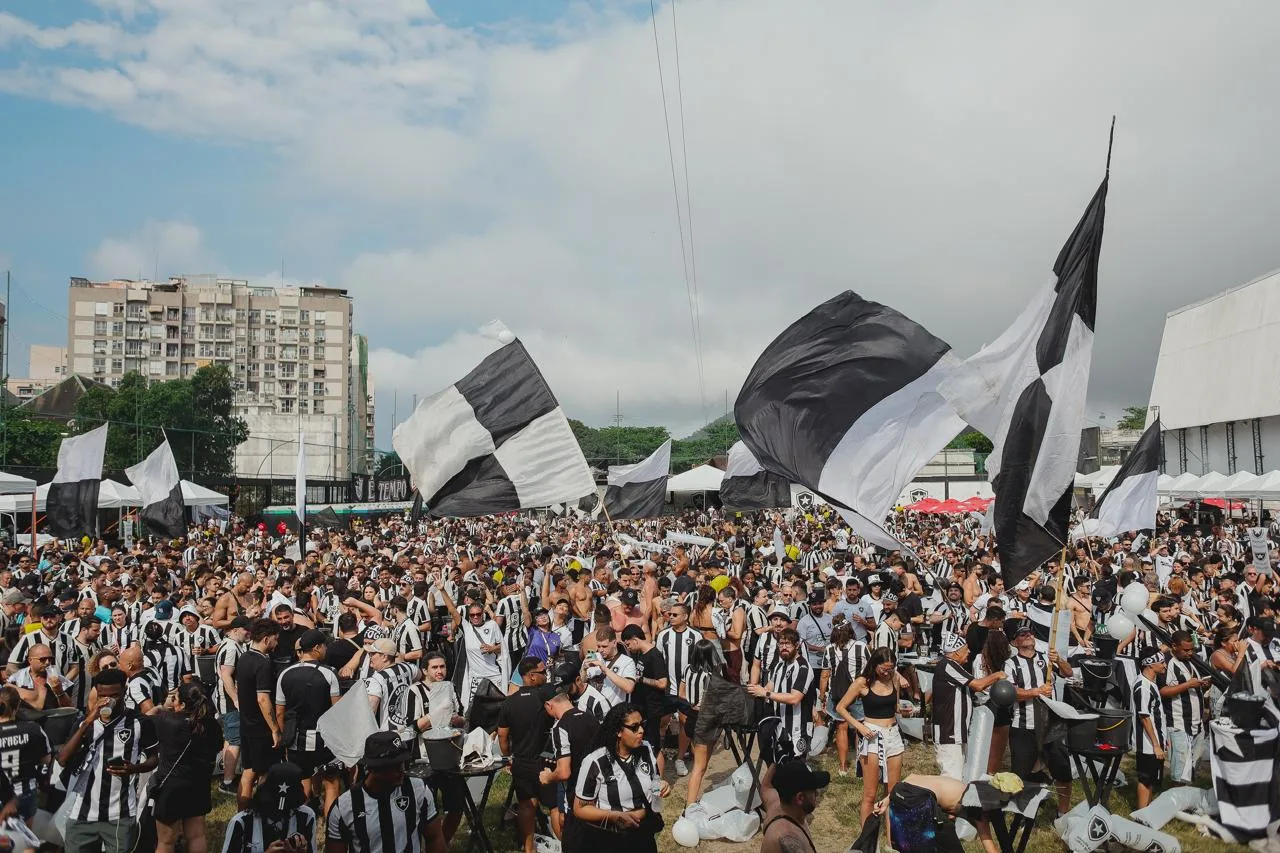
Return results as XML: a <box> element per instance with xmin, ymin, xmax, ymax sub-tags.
<box><xmin>1120</xmin><ymin>582</ymin><xmax>1150</xmax><ymax>616</ymax></box>
<box><xmin>672</xmin><ymin>817</ymin><xmax>701</xmax><ymax>847</ymax></box>
<box><xmin>497</xmin><ymin>329</ymin><xmax>516</xmax><ymax>344</ymax></box>
<box><xmin>1108</xmin><ymin>611</ymin><xmax>1135</xmax><ymax>641</ymax></box>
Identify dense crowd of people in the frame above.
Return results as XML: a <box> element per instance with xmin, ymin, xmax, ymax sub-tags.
<box><xmin>0</xmin><ymin>496</ymin><xmax>1271</xmax><ymax>852</ymax></box>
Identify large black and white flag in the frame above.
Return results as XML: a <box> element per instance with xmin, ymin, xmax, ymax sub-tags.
<box><xmin>603</xmin><ymin>439</ymin><xmax>670</xmax><ymax>520</ymax></box>
<box><xmin>940</xmin><ymin>178</ymin><xmax>1107</xmax><ymax>588</ymax></box>
<box><xmin>392</xmin><ymin>328</ymin><xmax>595</xmax><ymax>517</ymax></box>
<box><xmin>46</xmin><ymin>423</ymin><xmax>109</xmax><ymax>538</ymax></box>
<box><xmin>735</xmin><ymin>291</ymin><xmax>964</xmax><ymax>548</ymax></box>
<box><xmin>1083</xmin><ymin>419</ymin><xmax>1160</xmax><ymax>538</ymax></box>
<box><xmin>720</xmin><ymin>441</ymin><xmax>793</xmax><ymax>512</ymax></box>
<box><xmin>125</xmin><ymin>439</ymin><xmax>186</xmax><ymax>539</ymax></box>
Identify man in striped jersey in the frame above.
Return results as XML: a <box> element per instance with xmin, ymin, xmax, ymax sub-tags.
<box><xmin>748</xmin><ymin>627</ymin><xmax>815</xmax><ymax>755</ymax></box>
<box><xmin>494</xmin><ymin>575</ymin><xmax>528</xmax><ymax>674</ymax></box>
<box><xmin>275</xmin><ymin>629</ymin><xmax>341</xmax><ymax>814</ymax></box>
<box><xmin>57</xmin><ymin>669</ymin><xmax>158</xmax><ymax>853</ymax></box>
<box><xmin>928</xmin><ymin>583</ymin><xmax>970</xmax><ymax>654</ymax></box>
<box><xmin>1133</xmin><ymin>651</ymin><xmax>1169</xmax><ymax>808</ymax></box>
<box><xmin>750</xmin><ymin>606</ymin><xmax>794</xmax><ymax>687</ymax></box>
<box><xmin>930</xmin><ymin>633</ymin><xmax>1007</xmax><ymax>780</ymax></box>
<box><xmin>326</xmin><ymin>730</ymin><xmax>445</xmax><ymax>853</ymax></box>
<box><xmin>364</xmin><ymin>638</ymin><xmax>421</xmax><ymax>732</ymax></box>
<box><xmin>216</xmin><ymin>617</ymin><xmax>250</xmax><ymax>794</ymax></box>
<box><xmin>655</xmin><ymin>603</ymin><xmax>696</xmax><ymax>776</ymax></box>
<box><xmin>1005</xmin><ymin>625</ymin><xmax>1072</xmax><ymax>815</ymax></box>
<box><xmin>388</xmin><ymin>597</ymin><xmax>425</xmax><ymax>665</ymax></box>
<box><xmin>221</xmin><ymin>762</ymin><xmax>317</xmax><ymax>853</ymax></box>
<box><xmin>1159</xmin><ymin>631</ymin><xmax>1211</xmax><ymax>785</ymax></box>
<box><xmin>172</xmin><ymin>605</ymin><xmax>220</xmax><ymax>678</ymax></box>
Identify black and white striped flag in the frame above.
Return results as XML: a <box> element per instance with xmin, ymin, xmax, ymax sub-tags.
<box><xmin>1083</xmin><ymin>418</ymin><xmax>1160</xmax><ymax>538</ymax></box>
<box><xmin>940</xmin><ymin>178</ymin><xmax>1108</xmax><ymax>588</ymax></box>
<box><xmin>392</xmin><ymin>329</ymin><xmax>595</xmax><ymax>517</ymax></box>
<box><xmin>720</xmin><ymin>441</ymin><xmax>792</xmax><ymax>512</ymax></box>
<box><xmin>125</xmin><ymin>439</ymin><xmax>185</xmax><ymax>539</ymax></box>
<box><xmin>1209</xmin><ymin>718</ymin><xmax>1280</xmax><ymax>839</ymax></box>
<box><xmin>46</xmin><ymin>423</ymin><xmax>108</xmax><ymax>539</ymax></box>
<box><xmin>603</xmin><ymin>439</ymin><xmax>670</xmax><ymax>520</ymax></box>
<box><xmin>735</xmin><ymin>291</ymin><xmax>964</xmax><ymax>548</ymax></box>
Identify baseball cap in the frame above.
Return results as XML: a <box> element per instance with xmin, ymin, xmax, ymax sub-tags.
<box><xmin>767</xmin><ymin>606</ymin><xmax>791</xmax><ymax>620</ymax></box>
<box><xmin>1</xmin><ymin>590</ymin><xmax>29</xmax><ymax>606</ymax></box>
<box><xmin>364</xmin><ymin>638</ymin><xmax>398</xmax><ymax>656</ymax></box>
<box><xmin>772</xmin><ymin>760</ymin><xmax>831</xmax><ymax>800</ymax></box>
<box><xmin>361</xmin><ymin>731</ymin><xmax>412</xmax><ymax>769</ymax></box>
<box><xmin>807</xmin><ymin>591</ymin><xmax>825</xmax><ymax>606</ymax></box>
<box><xmin>1012</xmin><ymin>624</ymin><xmax>1034</xmax><ymax>638</ymax></box>
<box><xmin>619</xmin><ymin>589</ymin><xmax>640</xmax><ymax>607</ymax></box>
<box><xmin>297</xmin><ymin>629</ymin><xmax>328</xmax><ymax>652</ymax></box>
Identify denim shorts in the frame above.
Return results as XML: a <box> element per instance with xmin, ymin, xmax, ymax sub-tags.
<box><xmin>222</xmin><ymin>710</ymin><xmax>241</xmax><ymax>746</ymax></box>
<box><xmin>828</xmin><ymin>695</ymin><xmax>865</xmax><ymax>721</ymax></box>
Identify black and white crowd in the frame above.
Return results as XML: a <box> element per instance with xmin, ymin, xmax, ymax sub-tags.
<box><xmin>0</xmin><ymin>498</ymin><xmax>1271</xmax><ymax>852</ymax></box>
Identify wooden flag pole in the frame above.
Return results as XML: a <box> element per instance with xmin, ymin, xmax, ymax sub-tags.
<box><xmin>1045</xmin><ymin>543</ymin><xmax>1070</xmax><ymax>688</ymax></box>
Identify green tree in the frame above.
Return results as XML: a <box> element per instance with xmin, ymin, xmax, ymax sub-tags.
<box><xmin>375</xmin><ymin>450</ymin><xmax>405</xmax><ymax>475</ymax></box>
<box><xmin>672</xmin><ymin>417</ymin><xmax>739</xmax><ymax>472</ymax></box>
<box><xmin>948</xmin><ymin>429</ymin><xmax>993</xmax><ymax>454</ymax></box>
<box><xmin>0</xmin><ymin>408</ymin><xmax>66</xmax><ymax>469</ymax></box>
<box><xmin>1117</xmin><ymin>405</ymin><xmax>1148</xmax><ymax>430</ymax></box>
<box><xmin>73</xmin><ymin>367</ymin><xmax>247</xmax><ymax>476</ymax></box>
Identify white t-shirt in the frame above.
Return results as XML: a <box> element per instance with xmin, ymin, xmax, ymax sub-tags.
<box><xmin>600</xmin><ymin>653</ymin><xmax>637</xmax><ymax>707</ymax></box>
<box><xmin>462</xmin><ymin>619</ymin><xmax>503</xmax><ymax>679</ymax></box>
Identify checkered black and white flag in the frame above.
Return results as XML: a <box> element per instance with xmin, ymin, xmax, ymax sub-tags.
<box><xmin>392</xmin><ymin>333</ymin><xmax>595</xmax><ymax>517</ymax></box>
<box><xmin>940</xmin><ymin>177</ymin><xmax>1108</xmax><ymax>588</ymax></box>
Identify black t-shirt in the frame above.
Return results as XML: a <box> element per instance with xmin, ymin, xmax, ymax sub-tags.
<box><xmin>672</xmin><ymin>575</ymin><xmax>696</xmax><ymax>596</ymax></box>
<box><xmin>272</xmin><ymin>625</ymin><xmax>308</xmax><ymax>678</ymax></box>
<box><xmin>235</xmin><ymin>648</ymin><xmax>276</xmax><ymax>737</ymax></box>
<box><xmin>557</xmin><ymin>707</ymin><xmax>599</xmax><ymax>781</ymax></box>
<box><xmin>632</xmin><ymin>646</ymin><xmax>670</xmax><ymax>715</ymax></box>
<box><xmin>497</xmin><ymin>685</ymin><xmax>556</xmax><ymax>764</ymax></box>
<box><xmin>325</xmin><ymin>638</ymin><xmax>362</xmax><ymax>673</ymax></box>
<box><xmin>966</xmin><ymin>623</ymin><xmax>990</xmax><ymax>659</ymax></box>
<box><xmin>153</xmin><ymin>709</ymin><xmax>222</xmax><ymax>783</ymax></box>
<box><xmin>0</xmin><ymin>719</ymin><xmax>50</xmax><ymax>795</ymax></box>
<box><xmin>898</xmin><ymin>593</ymin><xmax>924</xmax><ymax>624</ymax></box>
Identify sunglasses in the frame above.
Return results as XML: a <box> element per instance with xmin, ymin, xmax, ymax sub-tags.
<box><xmin>35</xmin><ymin>656</ymin><xmax>53</xmax><ymax>663</ymax></box>
<box><xmin>468</xmin><ymin>612</ymin><xmax>484</xmax><ymax>618</ymax></box>
<box><xmin>100</xmin><ymin>661</ymin><xmax>118</xmax><ymax>669</ymax></box>
<box><xmin>621</xmin><ymin>722</ymin><xmax>644</xmax><ymax>733</ymax></box>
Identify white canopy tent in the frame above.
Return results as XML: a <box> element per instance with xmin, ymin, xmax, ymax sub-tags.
<box><xmin>1242</xmin><ymin>471</ymin><xmax>1280</xmax><ymax>500</ymax></box>
<box><xmin>1076</xmin><ymin>466</ymin><xmax>1120</xmax><ymax>493</ymax></box>
<box><xmin>1158</xmin><ymin>471</ymin><xmax>1202</xmax><ymax>497</ymax></box>
<box><xmin>665</xmin><ymin>465</ymin><xmax>724</xmax><ymax>493</ymax></box>
<box><xmin>1189</xmin><ymin>472</ymin><xmax>1230</xmax><ymax>499</ymax></box>
<box><xmin>181</xmin><ymin>480</ymin><xmax>228</xmax><ymax>507</ymax></box>
<box><xmin>1219</xmin><ymin>471</ymin><xmax>1261</xmax><ymax>496</ymax></box>
<box><xmin>0</xmin><ymin>472</ymin><xmax>36</xmax><ymax>495</ymax></box>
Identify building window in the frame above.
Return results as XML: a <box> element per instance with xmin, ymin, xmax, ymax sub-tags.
<box><xmin>215</xmin><ymin>344</ymin><xmax>232</xmax><ymax>358</ymax></box>
<box><xmin>280</xmin><ymin>345</ymin><xmax>297</xmax><ymax>361</ymax></box>
<box><xmin>313</xmin><ymin>381</ymin><xmax>326</xmax><ymax>397</ymax></box>
<box><xmin>199</xmin><ymin>324</ymin><xmax>214</xmax><ymax>339</ymax></box>
<box><xmin>199</xmin><ymin>343</ymin><xmax>214</xmax><ymax>358</ymax></box>
<box><xmin>280</xmin><ymin>329</ymin><xmax>298</xmax><ymax>344</ymax></box>
<box><xmin>182</xmin><ymin>324</ymin><xmax>195</xmax><ymax>338</ymax></box>
<box><xmin>166</xmin><ymin>344</ymin><xmax>178</xmax><ymax>357</ymax></box>
<box><xmin>182</xmin><ymin>307</ymin><xmax>197</xmax><ymax>322</ymax></box>
<box><xmin>298</xmin><ymin>400</ymin><xmax>308</xmax><ymax>414</ymax></box>
<box><xmin>166</xmin><ymin>307</ymin><xmax>180</xmax><ymax>321</ymax></box>
<box><xmin>111</xmin><ymin>341</ymin><xmax>123</xmax><ymax>355</ymax></box>
<box><xmin>92</xmin><ymin>340</ymin><xmax>108</xmax><ymax>355</ymax></box>
<box><xmin>111</xmin><ymin>321</ymin><xmax>124</xmax><ymax>336</ymax></box>
<box><xmin>166</xmin><ymin>362</ymin><xmax>179</xmax><ymax>376</ymax></box>
<box><xmin>280</xmin><ymin>363</ymin><xmax>296</xmax><ymax>378</ymax></box>
<box><xmin>264</xmin><ymin>346</ymin><xmax>275</xmax><ymax>360</ymax></box>
<box><xmin>181</xmin><ymin>363</ymin><xmax>193</xmax><ymax>378</ymax></box>
<box><xmin>182</xmin><ymin>344</ymin><xmax>195</xmax><ymax>358</ymax></box>
<box><xmin>216</xmin><ymin>307</ymin><xmax>232</xmax><ymax>322</ymax></box>
<box><xmin>235</xmin><ymin>309</ymin><xmax>246</xmax><ymax>323</ymax></box>
<box><xmin>264</xmin><ymin>310</ymin><xmax>277</xmax><ymax>325</ymax></box>
<box><xmin>313</xmin><ymin>367</ymin><xmax>326</xmax><ymax>379</ymax></box>
<box><xmin>111</xmin><ymin>358</ymin><xmax>123</xmax><ymax>373</ymax></box>
<box><xmin>281</xmin><ymin>309</ymin><xmax>298</xmax><ymax>325</ymax></box>
<box><xmin>299</xmin><ymin>345</ymin><xmax>310</xmax><ymax>360</ymax></box>
<box><xmin>315</xmin><ymin>313</ymin><xmax>325</xmax><ymax>325</ymax></box>
<box><xmin>248</xmin><ymin>309</ymin><xmax>261</xmax><ymax>324</ymax></box>
<box><xmin>314</xmin><ymin>330</ymin><xmax>327</xmax><ymax>344</ymax></box>
<box><xmin>215</xmin><ymin>326</ymin><xmax>231</xmax><ymax>340</ymax></box>
<box><xmin>113</xmin><ymin>303</ymin><xmax>125</xmax><ymax>318</ymax></box>
<box><xmin>262</xmin><ymin>363</ymin><xmax>275</xmax><ymax>378</ymax></box>
<box><xmin>166</xmin><ymin>326</ymin><xmax>179</xmax><ymax>340</ymax></box>
<box><xmin>280</xmin><ymin>398</ymin><xmax>294</xmax><ymax>414</ymax></box>
<box><xmin>262</xmin><ymin>381</ymin><xmax>275</xmax><ymax>395</ymax></box>
<box><xmin>93</xmin><ymin>320</ymin><xmax>108</xmax><ymax>336</ymax></box>
<box><xmin>247</xmin><ymin>363</ymin><xmax>259</xmax><ymax>376</ymax></box>
<box><xmin>313</xmin><ymin>399</ymin><xmax>325</xmax><ymax>414</ymax></box>
<box><xmin>93</xmin><ymin>357</ymin><xmax>106</xmax><ymax>373</ymax></box>
<box><xmin>200</xmin><ymin>307</ymin><xmax>214</xmax><ymax>322</ymax></box>
<box><xmin>150</xmin><ymin>342</ymin><xmax>163</xmax><ymax>356</ymax></box>
<box><xmin>264</xmin><ymin>328</ymin><xmax>276</xmax><ymax>343</ymax></box>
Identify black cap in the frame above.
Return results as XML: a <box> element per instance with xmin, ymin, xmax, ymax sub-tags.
<box><xmin>772</xmin><ymin>759</ymin><xmax>831</xmax><ymax>800</ymax></box>
<box><xmin>807</xmin><ymin>591</ymin><xmax>825</xmax><ymax>606</ymax></box>
<box><xmin>362</xmin><ymin>731</ymin><xmax>412</xmax><ymax>768</ymax></box>
<box><xmin>297</xmin><ymin>629</ymin><xmax>328</xmax><ymax>652</ymax></box>
<box><xmin>619</xmin><ymin>589</ymin><xmax>640</xmax><ymax>607</ymax></box>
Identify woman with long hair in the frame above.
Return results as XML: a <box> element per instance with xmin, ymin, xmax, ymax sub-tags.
<box><xmin>150</xmin><ymin>682</ymin><xmax>223</xmax><ymax>853</ymax></box>
<box><xmin>1211</xmin><ymin>624</ymin><xmax>1249</xmax><ymax>715</ymax></box>
<box><xmin>690</xmin><ymin>585</ymin><xmax>718</xmax><ymax>642</ymax></box>
<box><xmin>526</xmin><ymin>608</ymin><xmax>563</xmax><ymax>664</ymax></box>
<box><xmin>974</xmin><ymin>629</ymin><xmax>1013</xmax><ymax>773</ymax></box>
<box><xmin>680</xmin><ymin>640</ymin><xmax>725</xmax><ymax>810</ymax></box>
<box><xmin>572</xmin><ymin>703</ymin><xmax>670</xmax><ymax>853</ymax></box>
<box><xmin>836</xmin><ymin>647</ymin><xmax>911</xmax><ymax>822</ymax></box>
<box><xmin>818</xmin><ymin>621</ymin><xmax>865</xmax><ymax>776</ymax></box>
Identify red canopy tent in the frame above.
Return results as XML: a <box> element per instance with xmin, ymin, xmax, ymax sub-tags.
<box><xmin>1201</xmin><ymin>498</ymin><xmax>1248</xmax><ymax>511</ymax></box>
<box><xmin>905</xmin><ymin>497</ymin><xmax>941</xmax><ymax>512</ymax></box>
<box><xmin>959</xmin><ymin>496</ymin><xmax>992</xmax><ymax>512</ymax></box>
<box><xmin>933</xmin><ymin>499</ymin><xmax>966</xmax><ymax>514</ymax></box>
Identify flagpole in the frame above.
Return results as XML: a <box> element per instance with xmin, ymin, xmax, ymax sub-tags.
<box><xmin>1045</xmin><ymin>544</ymin><xmax>1069</xmax><ymax>688</ymax></box>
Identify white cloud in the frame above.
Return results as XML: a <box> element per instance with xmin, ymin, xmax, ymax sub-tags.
<box><xmin>88</xmin><ymin>221</ymin><xmax>216</xmax><ymax>280</ymax></box>
<box><xmin>7</xmin><ymin>0</ymin><xmax>1280</xmax><ymax>444</ymax></box>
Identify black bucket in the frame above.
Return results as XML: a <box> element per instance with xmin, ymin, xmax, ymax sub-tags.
<box><xmin>1227</xmin><ymin>693</ymin><xmax>1268</xmax><ymax>731</ymax></box>
<box><xmin>1065</xmin><ymin>714</ymin><xmax>1100</xmax><ymax>752</ymax></box>
<box><xmin>1092</xmin><ymin>634</ymin><xmax>1120</xmax><ymax>659</ymax></box>
<box><xmin>1094</xmin><ymin>708</ymin><xmax>1130</xmax><ymax>750</ymax></box>
<box><xmin>1079</xmin><ymin>658</ymin><xmax>1115</xmax><ymax>694</ymax></box>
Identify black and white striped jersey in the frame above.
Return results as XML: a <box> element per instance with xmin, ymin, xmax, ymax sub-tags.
<box><xmin>1158</xmin><ymin>657</ymin><xmax>1205</xmax><ymax>735</ymax></box>
<box><xmin>144</xmin><ymin>641</ymin><xmax>187</xmax><ymax>699</ymax></box>
<box><xmin>101</xmin><ymin>623</ymin><xmax>139</xmax><ymax>651</ymax></box>
<box><xmin>402</xmin><ymin>681</ymin><xmax>462</xmax><ymax>761</ymax></box>
<box><xmin>654</xmin><ymin>627</ymin><xmax>696</xmax><ymax>696</ymax></box>
<box><xmin>57</xmin><ymin>640</ymin><xmax>99</xmax><ymax>710</ymax></box>
<box><xmin>1132</xmin><ymin>675</ymin><xmax>1167</xmax><ymax>755</ymax></box>
<box><xmin>681</xmin><ymin>670</ymin><xmax>711</xmax><ymax>709</ymax></box>
<box><xmin>275</xmin><ymin>661</ymin><xmax>340</xmax><ymax>751</ymax></box>
<box><xmin>124</xmin><ymin>673</ymin><xmax>154</xmax><ymax>712</ymax></box>
<box><xmin>221</xmin><ymin>805</ymin><xmax>317</xmax><ymax>853</ymax></box>
<box><xmin>753</xmin><ymin>632</ymin><xmax>780</xmax><ymax>679</ymax></box>
<box><xmin>326</xmin><ymin>776</ymin><xmax>438</xmax><ymax>853</ymax></box>
<box><xmin>495</xmin><ymin>594</ymin><xmax>526</xmax><ymax>655</ymax></box>
<box><xmin>575</xmin><ymin>742</ymin><xmax>661</xmax><ymax>812</ymax></box>
<box><xmin>822</xmin><ymin>640</ymin><xmax>869</xmax><ymax>692</ymax></box>
<box><xmin>576</xmin><ymin>684</ymin><xmax>611</xmax><ymax>722</ymax></box>
<box><xmin>1003</xmin><ymin>652</ymin><xmax>1048</xmax><ymax>730</ymax></box>
<box><xmin>404</xmin><ymin>597</ymin><xmax>431</xmax><ymax>632</ymax></box>
<box><xmin>744</xmin><ymin>604</ymin><xmax>768</xmax><ymax>660</ymax></box>
<box><xmin>7</xmin><ymin>629</ymin><xmax>51</xmax><ymax>669</ymax></box>
<box><xmin>766</xmin><ymin>656</ymin><xmax>815</xmax><ymax>750</ymax></box>
<box><xmin>171</xmin><ymin>624</ymin><xmax>220</xmax><ymax>674</ymax></box>
<box><xmin>365</xmin><ymin>662</ymin><xmax>419</xmax><ymax>731</ymax></box>
<box><xmin>68</xmin><ymin>712</ymin><xmax>157</xmax><ymax>823</ymax></box>
<box><xmin>930</xmin><ymin>659</ymin><xmax>973</xmax><ymax>746</ymax></box>
<box><xmin>214</xmin><ymin>638</ymin><xmax>244</xmax><ymax>716</ymax></box>
<box><xmin>392</xmin><ymin>620</ymin><xmax>424</xmax><ymax>660</ymax></box>
<box><xmin>930</xmin><ymin>600</ymin><xmax>970</xmax><ymax>639</ymax></box>
<box><xmin>870</xmin><ymin>622</ymin><xmax>899</xmax><ymax>656</ymax></box>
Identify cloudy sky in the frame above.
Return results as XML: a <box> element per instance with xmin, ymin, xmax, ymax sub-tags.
<box><xmin>3</xmin><ymin>1</ymin><xmax>1280</xmax><ymax>451</ymax></box>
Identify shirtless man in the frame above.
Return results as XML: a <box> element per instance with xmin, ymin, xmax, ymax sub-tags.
<box><xmin>873</xmin><ymin>773</ymin><xmax>1014</xmax><ymax>853</ymax></box>
<box><xmin>212</xmin><ymin>571</ymin><xmax>259</xmax><ymax>630</ymax></box>
<box><xmin>1068</xmin><ymin>576</ymin><xmax>1095</xmax><ymax>648</ymax></box>
<box><xmin>760</xmin><ymin>760</ymin><xmax>829</xmax><ymax>853</ymax></box>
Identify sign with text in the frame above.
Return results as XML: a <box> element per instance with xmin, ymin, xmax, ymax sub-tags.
<box><xmin>351</xmin><ymin>473</ymin><xmax>413</xmax><ymax>503</ymax></box>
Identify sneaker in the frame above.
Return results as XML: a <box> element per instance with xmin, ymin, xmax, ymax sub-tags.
<box><xmin>218</xmin><ymin>780</ymin><xmax>237</xmax><ymax>795</ymax></box>
<box><xmin>675</xmin><ymin>759</ymin><xmax>689</xmax><ymax>777</ymax></box>
<box><xmin>838</xmin><ymin>769</ymin><xmax>848</xmax><ymax>777</ymax></box>
<box><xmin>684</xmin><ymin>802</ymin><xmax>708</xmax><ymax>821</ymax></box>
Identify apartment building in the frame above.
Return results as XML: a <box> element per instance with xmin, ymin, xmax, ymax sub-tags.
<box><xmin>6</xmin><ymin>344</ymin><xmax>68</xmax><ymax>403</ymax></box>
<box><xmin>66</xmin><ymin>276</ymin><xmax>373</xmax><ymax>479</ymax></box>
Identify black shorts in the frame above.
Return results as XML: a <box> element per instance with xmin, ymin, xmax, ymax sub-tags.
<box><xmin>642</xmin><ymin>715</ymin><xmax>662</xmax><ymax>753</ymax></box>
<box><xmin>287</xmin><ymin>746</ymin><xmax>336</xmax><ymax>776</ymax></box>
<box><xmin>1009</xmin><ymin>729</ymin><xmax>1070</xmax><ymax>783</ymax></box>
<box><xmin>242</xmin><ymin>736</ymin><xmax>282</xmax><ymax>774</ymax></box>
<box><xmin>1136</xmin><ymin>753</ymin><xmax>1164</xmax><ymax>788</ymax></box>
<box><xmin>511</xmin><ymin>760</ymin><xmax>542</xmax><ymax>802</ymax></box>
<box><xmin>429</xmin><ymin>774</ymin><xmax>466</xmax><ymax>812</ymax></box>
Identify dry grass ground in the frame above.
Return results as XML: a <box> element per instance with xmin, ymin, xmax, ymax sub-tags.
<box><xmin>201</xmin><ymin>740</ymin><xmax>1232</xmax><ymax>852</ymax></box>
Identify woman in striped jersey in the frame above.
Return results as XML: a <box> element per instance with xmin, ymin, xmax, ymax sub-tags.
<box><xmin>679</xmin><ymin>639</ymin><xmax>723</xmax><ymax>811</ymax></box>
<box><xmin>818</xmin><ymin>621</ymin><xmax>866</xmax><ymax>776</ymax></box>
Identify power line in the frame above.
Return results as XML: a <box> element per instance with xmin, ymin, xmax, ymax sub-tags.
<box><xmin>648</xmin><ymin>0</ymin><xmax>709</xmax><ymax>426</ymax></box>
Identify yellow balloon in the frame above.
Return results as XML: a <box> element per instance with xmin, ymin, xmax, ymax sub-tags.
<box><xmin>709</xmin><ymin>575</ymin><xmax>730</xmax><ymax>592</ymax></box>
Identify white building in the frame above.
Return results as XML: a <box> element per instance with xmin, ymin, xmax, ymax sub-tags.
<box><xmin>6</xmin><ymin>344</ymin><xmax>68</xmax><ymax>403</ymax></box>
<box><xmin>1148</xmin><ymin>267</ymin><xmax>1280</xmax><ymax>476</ymax></box>
<box><xmin>66</xmin><ymin>276</ymin><xmax>372</xmax><ymax>479</ymax></box>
